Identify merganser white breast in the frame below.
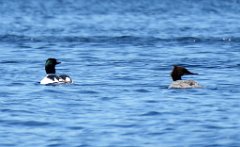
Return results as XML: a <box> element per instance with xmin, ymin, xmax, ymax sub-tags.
<box><xmin>169</xmin><ymin>80</ymin><xmax>202</xmax><ymax>89</ymax></box>
<box><xmin>40</xmin><ymin>58</ymin><xmax>73</xmax><ymax>85</ymax></box>
<box><xmin>168</xmin><ymin>65</ymin><xmax>202</xmax><ymax>89</ymax></box>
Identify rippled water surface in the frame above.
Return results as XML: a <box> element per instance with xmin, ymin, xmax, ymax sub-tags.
<box><xmin>1</xmin><ymin>0</ymin><xmax>240</xmax><ymax>146</ymax></box>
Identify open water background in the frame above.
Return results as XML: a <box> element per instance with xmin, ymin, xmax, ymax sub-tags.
<box><xmin>0</xmin><ymin>0</ymin><xmax>240</xmax><ymax>146</ymax></box>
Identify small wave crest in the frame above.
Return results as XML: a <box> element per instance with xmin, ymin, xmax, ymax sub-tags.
<box><xmin>140</xmin><ymin>111</ymin><xmax>162</xmax><ymax>116</ymax></box>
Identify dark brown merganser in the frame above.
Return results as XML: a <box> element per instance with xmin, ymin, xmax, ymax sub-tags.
<box><xmin>40</xmin><ymin>58</ymin><xmax>73</xmax><ymax>85</ymax></box>
<box><xmin>169</xmin><ymin>65</ymin><xmax>202</xmax><ymax>89</ymax></box>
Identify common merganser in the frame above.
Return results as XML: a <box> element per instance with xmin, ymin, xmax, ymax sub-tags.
<box><xmin>40</xmin><ymin>58</ymin><xmax>73</xmax><ymax>85</ymax></box>
<box><xmin>168</xmin><ymin>65</ymin><xmax>202</xmax><ymax>89</ymax></box>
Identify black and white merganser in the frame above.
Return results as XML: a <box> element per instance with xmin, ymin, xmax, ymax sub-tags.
<box><xmin>40</xmin><ymin>58</ymin><xmax>73</xmax><ymax>85</ymax></box>
<box><xmin>169</xmin><ymin>65</ymin><xmax>202</xmax><ymax>89</ymax></box>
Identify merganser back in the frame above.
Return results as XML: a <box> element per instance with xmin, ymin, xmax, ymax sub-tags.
<box><xmin>40</xmin><ymin>58</ymin><xmax>73</xmax><ymax>85</ymax></box>
<box><xmin>168</xmin><ymin>65</ymin><xmax>202</xmax><ymax>89</ymax></box>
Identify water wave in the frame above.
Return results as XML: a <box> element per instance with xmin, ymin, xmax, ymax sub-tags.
<box><xmin>0</xmin><ymin>34</ymin><xmax>237</xmax><ymax>44</ymax></box>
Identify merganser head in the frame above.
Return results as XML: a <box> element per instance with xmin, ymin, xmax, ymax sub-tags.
<box><xmin>171</xmin><ymin>65</ymin><xmax>198</xmax><ymax>81</ymax></box>
<box><xmin>45</xmin><ymin>58</ymin><xmax>61</xmax><ymax>74</ymax></box>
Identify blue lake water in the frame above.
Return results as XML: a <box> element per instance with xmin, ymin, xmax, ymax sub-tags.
<box><xmin>0</xmin><ymin>0</ymin><xmax>240</xmax><ymax>146</ymax></box>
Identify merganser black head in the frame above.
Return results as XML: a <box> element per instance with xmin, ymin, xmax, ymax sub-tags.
<box><xmin>171</xmin><ymin>65</ymin><xmax>198</xmax><ymax>81</ymax></box>
<box><xmin>45</xmin><ymin>58</ymin><xmax>61</xmax><ymax>74</ymax></box>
